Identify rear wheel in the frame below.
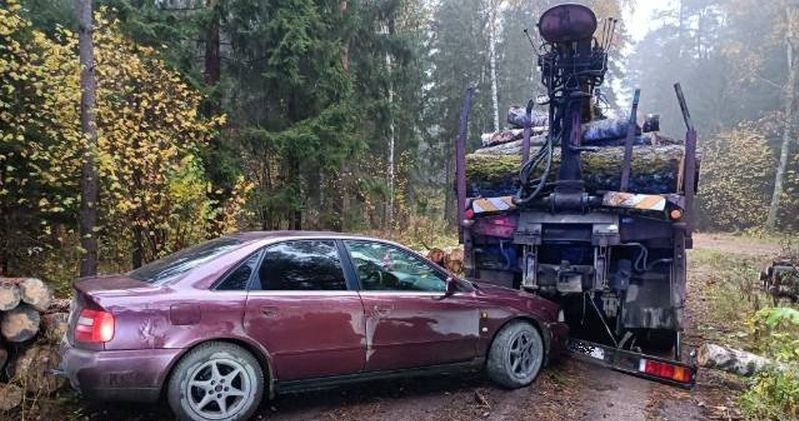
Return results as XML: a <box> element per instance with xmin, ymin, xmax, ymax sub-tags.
<box><xmin>167</xmin><ymin>342</ymin><xmax>264</xmax><ymax>421</ymax></box>
<box><xmin>486</xmin><ymin>321</ymin><xmax>544</xmax><ymax>389</ymax></box>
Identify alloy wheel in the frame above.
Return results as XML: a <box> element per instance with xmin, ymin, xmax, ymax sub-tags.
<box><xmin>185</xmin><ymin>358</ymin><xmax>252</xmax><ymax>420</ymax></box>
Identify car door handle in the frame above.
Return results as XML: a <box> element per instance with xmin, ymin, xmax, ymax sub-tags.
<box><xmin>372</xmin><ymin>304</ymin><xmax>394</xmax><ymax>316</ymax></box>
<box><xmin>260</xmin><ymin>306</ymin><xmax>279</xmax><ymax>318</ymax></box>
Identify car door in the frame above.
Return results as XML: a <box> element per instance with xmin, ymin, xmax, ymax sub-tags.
<box><xmin>243</xmin><ymin>239</ymin><xmax>366</xmax><ymax>381</ymax></box>
<box><xmin>342</xmin><ymin>240</ymin><xmax>481</xmax><ymax>371</ymax></box>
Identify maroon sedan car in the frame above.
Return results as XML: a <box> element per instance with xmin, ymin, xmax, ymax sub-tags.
<box><xmin>60</xmin><ymin>231</ymin><xmax>568</xmax><ymax>421</ymax></box>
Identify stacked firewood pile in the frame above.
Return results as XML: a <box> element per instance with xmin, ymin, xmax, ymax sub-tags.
<box><xmin>0</xmin><ymin>277</ymin><xmax>69</xmax><ymax>411</ymax></box>
<box><xmin>468</xmin><ymin>106</ymin><xmax>693</xmax><ymax>198</ymax></box>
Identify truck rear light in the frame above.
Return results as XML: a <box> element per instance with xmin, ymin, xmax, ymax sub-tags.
<box><xmin>639</xmin><ymin>358</ymin><xmax>692</xmax><ymax>384</ymax></box>
<box><xmin>75</xmin><ymin>309</ymin><xmax>115</xmax><ymax>343</ymax></box>
<box><xmin>669</xmin><ymin>209</ymin><xmax>684</xmax><ymax>220</ymax></box>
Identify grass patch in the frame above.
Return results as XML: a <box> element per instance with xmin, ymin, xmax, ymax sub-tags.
<box><xmin>688</xmin><ymin>248</ymin><xmax>769</xmax><ymax>350</ymax></box>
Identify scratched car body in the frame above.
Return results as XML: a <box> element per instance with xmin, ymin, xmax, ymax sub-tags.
<box><xmin>60</xmin><ymin>231</ymin><xmax>568</xmax><ymax>421</ymax></box>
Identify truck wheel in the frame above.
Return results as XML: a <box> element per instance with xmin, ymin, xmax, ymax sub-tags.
<box><xmin>167</xmin><ymin>342</ymin><xmax>264</xmax><ymax>421</ymax></box>
<box><xmin>486</xmin><ymin>321</ymin><xmax>544</xmax><ymax>389</ymax></box>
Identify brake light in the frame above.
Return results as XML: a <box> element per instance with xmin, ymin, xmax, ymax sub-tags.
<box><xmin>75</xmin><ymin>309</ymin><xmax>115</xmax><ymax>343</ymax></box>
<box><xmin>639</xmin><ymin>359</ymin><xmax>692</xmax><ymax>384</ymax></box>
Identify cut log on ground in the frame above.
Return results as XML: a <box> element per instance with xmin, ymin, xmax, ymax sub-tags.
<box><xmin>467</xmin><ymin>145</ymin><xmax>694</xmax><ymax>196</ymax></box>
<box><xmin>11</xmin><ymin>344</ymin><xmax>64</xmax><ymax>394</ymax></box>
<box><xmin>1</xmin><ymin>304</ymin><xmax>41</xmax><ymax>343</ymax></box>
<box><xmin>0</xmin><ymin>278</ymin><xmax>53</xmax><ymax>312</ymax></box>
<box><xmin>697</xmin><ymin>343</ymin><xmax>796</xmax><ymax>377</ymax></box>
<box><xmin>0</xmin><ymin>283</ymin><xmax>21</xmax><ymax>312</ymax></box>
<box><xmin>0</xmin><ymin>383</ymin><xmax>22</xmax><ymax>412</ymax></box>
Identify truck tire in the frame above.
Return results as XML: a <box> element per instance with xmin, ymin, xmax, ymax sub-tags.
<box><xmin>486</xmin><ymin>320</ymin><xmax>544</xmax><ymax>389</ymax></box>
<box><xmin>167</xmin><ymin>342</ymin><xmax>264</xmax><ymax>421</ymax></box>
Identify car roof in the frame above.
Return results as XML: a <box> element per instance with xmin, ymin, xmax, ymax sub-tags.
<box><xmin>228</xmin><ymin>230</ymin><xmax>388</xmax><ymax>243</ymax></box>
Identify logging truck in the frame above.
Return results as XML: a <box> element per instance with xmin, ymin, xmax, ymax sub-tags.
<box><xmin>455</xmin><ymin>3</ymin><xmax>699</xmax><ymax>387</ymax></box>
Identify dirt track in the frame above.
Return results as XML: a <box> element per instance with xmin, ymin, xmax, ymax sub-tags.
<box><xmin>67</xmin><ymin>234</ymin><xmax>757</xmax><ymax>421</ymax></box>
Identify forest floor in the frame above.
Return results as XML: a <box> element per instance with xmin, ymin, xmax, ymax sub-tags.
<box><xmin>30</xmin><ymin>233</ymin><xmax>777</xmax><ymax>421</ymax></box>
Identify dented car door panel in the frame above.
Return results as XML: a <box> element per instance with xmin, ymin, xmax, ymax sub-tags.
<box><xmin>359</xmin><ymin>292</ymin><xmax>480</xmax><ymax>370</ymax></box>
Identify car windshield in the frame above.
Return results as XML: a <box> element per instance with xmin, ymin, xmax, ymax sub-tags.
<box><xmin>129</xmin><ymin>237</ymin><xmax>244</xmax><ymax>285</ymax></box>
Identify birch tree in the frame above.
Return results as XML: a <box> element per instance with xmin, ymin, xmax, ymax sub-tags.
<box><xmin>766</xmin><ymin>4</ymin><xmax>798</xmax><ymax>230</ymax></box>
<box><xmin>486</xmin><ymin>0</ymin><xmax>501</xmax><ymax>132</ymax></box>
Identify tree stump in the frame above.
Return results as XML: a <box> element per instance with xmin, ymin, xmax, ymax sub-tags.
<box><xmin>1</xmin><ymin>304</ymin><xmax>40</xmax><ymax>343</ymax></box>
<box><xmin>0</xmin><ymin>283</ymin><xmax>21</xmax><ymax>312</ymax></box>
<box><xmin>12</xmin><ymin>344</ymin><xmax>64</xmax><ymax>394</ymax></box>
<box><xmin>0</xmin><ymin>383</ymin><xmax>23</xmax><ymax>411</ymax></box>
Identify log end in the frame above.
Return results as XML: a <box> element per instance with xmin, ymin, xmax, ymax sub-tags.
<box><xmin>1</xmin><ymin>304</ymin><xmax>41</xmax><ymax>343</ymax></box>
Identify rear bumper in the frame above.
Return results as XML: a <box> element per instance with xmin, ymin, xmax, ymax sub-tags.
<box><xmin>58</xmin><ymin>340</ymin><xmax>182</xmax><ymax>402</ymax></box>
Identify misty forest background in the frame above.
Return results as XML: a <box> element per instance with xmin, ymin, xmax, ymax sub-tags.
<box><xmin>3</xmin><ymin>0</ymin><xmax>799</xmax><ymax>289</ymax></box>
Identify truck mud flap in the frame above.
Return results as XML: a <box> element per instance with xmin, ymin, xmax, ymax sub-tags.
<box><xmin>568</xmin><ymin>338</ymin><xmax>696</xmax><ymax>389</ymax></box>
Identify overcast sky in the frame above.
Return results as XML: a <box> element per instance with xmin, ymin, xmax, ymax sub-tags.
<box><xmin>624</xmin><ymin>0</ymin><xmax>679</xmax><ymax>42</ymax></box>
<box><xmin>615</xmin><ymin>0</ymin><xmax>679</xmax><ymax>106</ymax></box>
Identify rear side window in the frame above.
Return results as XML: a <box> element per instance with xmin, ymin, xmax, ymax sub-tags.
<box><xmin>216</xmin><ymin>253</ymin><xmax>261</xmax><ymax>291</ymax></box>
<box><xmin>129</xmin><ymin>237</ymin><xmax>243</xmax><ymax>285</ymax></box>
<box><xmin>255</xmin><ymin>240</ymin><xmax>346</xmax><ymax>291</ymax></box>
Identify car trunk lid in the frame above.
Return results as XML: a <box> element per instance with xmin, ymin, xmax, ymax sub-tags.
<box><xmin>67</xmin><ymin>275</ymin><xmax>158</xmax><ymax>346</ymax></box>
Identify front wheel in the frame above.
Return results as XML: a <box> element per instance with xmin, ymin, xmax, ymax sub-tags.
<box><xmin>486</xmin><ymin>321</ymin><xmax>545</xmax><ymax>389</ymax></box>
<box><xmin>167</xmin><ymin>342</ymin><xmax>264</xmax><ymax>421</ymax></box>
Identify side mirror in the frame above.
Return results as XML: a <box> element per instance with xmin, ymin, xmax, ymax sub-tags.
<box><xmin>436</xmin><ymin>277</ymin><xmax>458</xmax><ymax>300</ymax></box>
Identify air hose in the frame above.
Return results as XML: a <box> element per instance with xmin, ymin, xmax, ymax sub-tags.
<box><xmin>513</xmin><ymin>99</ymin><xmax>556</xmax><ymax>206</ymax></box>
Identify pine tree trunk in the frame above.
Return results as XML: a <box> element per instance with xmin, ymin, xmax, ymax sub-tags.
<box><xmin>204</xmin><ymin>0</ymin><xmax>221</xmax><ymax>90</ymax></box>
<box><xmin>339</xmin><ymin>0</ymin><xmax>349</xmax><ymax>72</ymax></box>
<box><xmin>77</xmin><ymin>0</ymin><xmax>98</xmax><ymax>277</ymax></box>
<box><xmin>766</xmin><ymin>5</ymin><xmax>797</xmax><ymax>230</ymax></box>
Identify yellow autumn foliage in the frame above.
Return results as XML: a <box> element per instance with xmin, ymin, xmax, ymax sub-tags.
<box><xmin>1</xmin><ymin>2</ymin><xmax>251</xmax><ymax>272</ymax></box>
<box><xmin>699</xmin><ymin>125</ymin><xmax>775</xmax><ymax>231</ymax></box>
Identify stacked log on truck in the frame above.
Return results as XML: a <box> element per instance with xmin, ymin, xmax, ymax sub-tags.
<box><xmin>0</xmin><ymin>277</ymin><xmax>68</xmax><ymax>412</ymax></box>
<box><xmin>470</xmin><ymin>106</ymin><xmax>695</xmax><ymax>198</ymax></box>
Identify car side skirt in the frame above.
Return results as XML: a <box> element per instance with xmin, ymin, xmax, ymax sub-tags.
<box><xmin>274</xmin><ymin>358</ymin><xmax>486</xmax><ymax>394</ymax></box>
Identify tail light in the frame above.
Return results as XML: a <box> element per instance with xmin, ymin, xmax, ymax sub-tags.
<box><xmin>75</xmin><ymin>309</ymin><xmax>115</xmax><ymax>343</ymax></box>
<box><xmin>639</xmin><ymin>358</ymin><xmax>692</xmax><ymax>384</ymax></box>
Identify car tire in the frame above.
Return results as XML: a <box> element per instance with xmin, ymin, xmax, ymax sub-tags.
<box><xmin>486</xmin><ymin>320</ymin><xmax>545</xmax><ymax>389</ymax></box>
<box><xmin>167</xmin><ymin>342</ymin><xmax>264</xmax><ymax>421</ymax></box>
